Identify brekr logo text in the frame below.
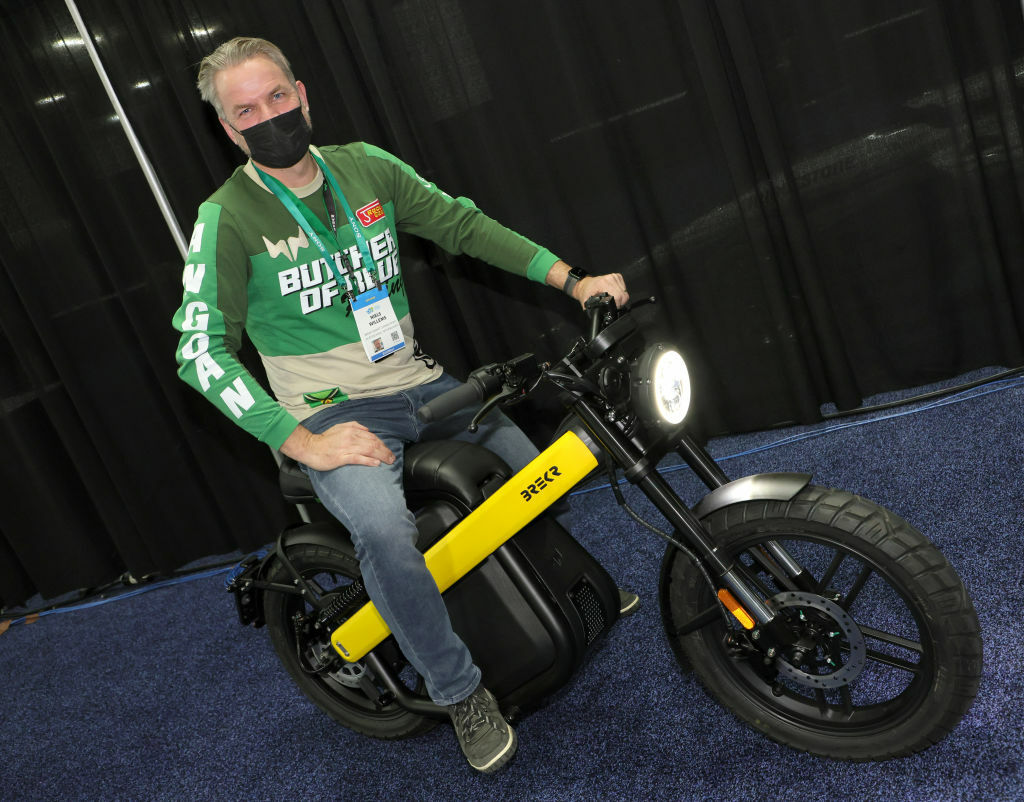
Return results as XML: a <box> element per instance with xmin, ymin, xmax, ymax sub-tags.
<box><xmin>520</xmin><ymin>466</ymin><xmax>562</xmax><ymax>502</ymax></box>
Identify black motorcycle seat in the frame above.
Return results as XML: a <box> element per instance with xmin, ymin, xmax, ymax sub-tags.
<box><xmin>278</xmin><ymin>439</ymin><xmax>512</xmax><ymax>512</ymax></box>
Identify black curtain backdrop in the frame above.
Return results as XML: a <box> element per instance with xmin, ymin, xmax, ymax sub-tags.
<box><xmin>1</xmin><ymin>0</ymin><xmax>1022</xmax><ymax>606</ymax></box>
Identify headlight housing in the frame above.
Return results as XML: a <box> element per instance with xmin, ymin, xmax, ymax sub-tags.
<box><xmin>630</xmin><ymin>344</ymin><xmax>691</xmax><ymax>425</ymax></box>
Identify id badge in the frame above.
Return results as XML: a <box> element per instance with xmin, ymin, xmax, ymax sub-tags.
<box><xmin>351</xmin><ymin>286</ymin><xmax>406</xmax><ymax>362</ymax></box>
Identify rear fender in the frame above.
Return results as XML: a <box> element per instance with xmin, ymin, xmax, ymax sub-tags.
<box><xmin>226</xmin><ymin>521</ymin><xmax>360</xmax><ymax>628</ymax></box>
<box><xmin>262</xmin><ymin>523</ymin><xmax>362</xmax><ymax>611</ymax></box>
<box><xmin>273</xmin><ymin>521</ymin><xmax>361</xmax><ymax>578</ymax></box>
<box><xmin>692</xmin><ymin>472</ymin><xmax>812</xmax><ymax>519</ymax></box>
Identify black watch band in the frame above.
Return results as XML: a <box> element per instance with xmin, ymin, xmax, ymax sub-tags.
<box><xmin>562</xmin><ymin>266</ymin><xmax>588</xmax><ymax>297</ymax></box>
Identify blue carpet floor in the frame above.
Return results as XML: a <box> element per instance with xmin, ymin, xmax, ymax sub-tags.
<box><xmin>1</xmin><ymin>370</ymin><xmax>1021</xmax><ymax>801</ymax></box>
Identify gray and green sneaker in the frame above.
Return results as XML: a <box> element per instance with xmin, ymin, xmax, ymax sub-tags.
<box><xmin>448</xmin><ymin>685</ymin><xmax>517</xmax><ymax>774</ymax></box>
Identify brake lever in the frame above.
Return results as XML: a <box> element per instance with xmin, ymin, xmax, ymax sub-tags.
<box><xmin>467</xmin><ymin>386</ymin><xmax>521</xmax><ymax>433</ymax></box>
<box><xmin>626</xmin><ymin>295</ymin><xmax>657</xmax><ymax>311</ymax></box>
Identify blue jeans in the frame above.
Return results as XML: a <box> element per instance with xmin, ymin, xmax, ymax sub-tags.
<box><xmin>301</xmin><ymin>372</ymin><xmax>542</xmax><ymax>705</ymax></box>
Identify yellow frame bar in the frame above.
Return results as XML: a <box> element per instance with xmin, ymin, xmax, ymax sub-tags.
<box><xmin>330</xmin><ymin>430</ymin><xmax>600</xmax><ymax>661</ymax></box>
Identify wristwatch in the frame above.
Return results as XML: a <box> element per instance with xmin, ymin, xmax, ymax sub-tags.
<box><xmin>562</xmin><ymin>266</ymin><xmax>589</xmax><ymax>297</ymax></box>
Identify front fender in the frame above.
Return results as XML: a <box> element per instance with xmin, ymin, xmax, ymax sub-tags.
<box><xmin>692</xmin><ymin>472</ymin><xmax>812</xmax><ymax>519</ymax></box>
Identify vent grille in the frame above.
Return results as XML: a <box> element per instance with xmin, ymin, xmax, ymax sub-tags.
<box><xmin>569</xmin><ymin>578</ymin><xmax>607</xmax><ymax>644</ymax></box>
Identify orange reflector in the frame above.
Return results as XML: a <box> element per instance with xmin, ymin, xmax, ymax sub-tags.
<box><xmin>717</xmin><ymin>588</ymin><xmax>756</xmax><ymax>629</ymax></box>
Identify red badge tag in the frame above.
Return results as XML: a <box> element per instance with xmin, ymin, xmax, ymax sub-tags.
<box><xmin>356</xmin><ymin>199</ymin><xmax>385</xmax><ymax>227</ymax></box>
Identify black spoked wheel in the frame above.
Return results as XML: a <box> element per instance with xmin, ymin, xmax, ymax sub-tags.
<box><xmin>264</xmin><ymin>543</ymin><xmax>439</xmax><ymax>740</ymax></box>
<box><xmin>659</xmin><ymin>485</ymin><xmax>982</xmax><ymax>760</ymax></box>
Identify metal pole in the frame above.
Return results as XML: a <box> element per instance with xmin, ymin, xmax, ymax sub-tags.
<box><xmin>63</xmin><ymin>0</ymin><xmax>189</xmax><ymax>260</ymax></box>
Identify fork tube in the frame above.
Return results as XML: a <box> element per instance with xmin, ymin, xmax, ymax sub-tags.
<box><xmin>674</xmin><ymin>431</ymin><xmax>730</xmax><ymax>489</ymax></box>
<box><xmin>672</xmin><ymin>433</ymin><xmax>807</xmax><ymax>585</ymax></box>
<box><xmin>670</xmin><ymin>431</ymin><xmax>808</xmax><ymax>589</ymax></box>
<box><xmin>764</xmin><ymin>541</ymin><xmax>805</xmax><ymax>577</ymax></box>
<box><xmin>677</xmin><ymin>435</ymin><xmax>815</xmax><ymax>597</ymax></box>
<box><xmin>720</xmin><ymin>569</ymin><xmax>776</xmax><ymax>622</ymax></box>
<box><xmin>573</xmin><ymin>405</ymin><xmax>731</xmax><ymax>575</ymax></box>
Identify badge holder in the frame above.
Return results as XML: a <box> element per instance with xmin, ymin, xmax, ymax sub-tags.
<box><xmin>350</xmin><ymin>286</ymin><xmax>406</xmax><ymax>362</ymax></box>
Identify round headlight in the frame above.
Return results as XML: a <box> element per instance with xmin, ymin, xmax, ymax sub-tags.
<box><xmin>631</xmin><ymin>344</ymin><xmax>691</xmax><ymax>425</ymax></box>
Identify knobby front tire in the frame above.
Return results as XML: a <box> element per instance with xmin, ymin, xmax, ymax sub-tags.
<box><xmin>659</xmin><ymin>485</ymin><xmax>982</xmax><ymax>760</ymax></box>
<box><xmin>263</xmin><ymin>543</ymin><xmax>439</xmax><ymax>740</ymax></box>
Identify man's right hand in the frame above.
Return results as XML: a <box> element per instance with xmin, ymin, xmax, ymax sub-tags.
<box><xmin>279</xmin><ymin>422</ymin><xmax>396</xmax><ymax>471</ymax></box>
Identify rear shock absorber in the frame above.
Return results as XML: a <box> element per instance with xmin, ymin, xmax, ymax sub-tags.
<box><xmin>315</xmin><ymin>579</ymin><xmax>370</xmax><ymax>632</ymax></box>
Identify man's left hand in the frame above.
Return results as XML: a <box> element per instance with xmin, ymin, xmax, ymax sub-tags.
<box><xmin>572</xmin><ymin>272</ymin><xmax>628</xmax><ymax>309</ymax></box>
<box><xmin>545</xmin><ymin>260</ymin><xmax>629</xmax><ymax>308</ymax></box>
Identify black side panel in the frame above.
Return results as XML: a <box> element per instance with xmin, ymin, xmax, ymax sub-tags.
<box><xmin>444</xmin><ymin>557</ymin><xmax>559</xmax><ymax>703</ymax></box>
<box><xmin>509</xmin><ymin>516</ymin><xmax>620</xmax><ymax>652</ymax></box>
<box><xmin>443</xmin><ymin>515</ymin><xmax>618</xmax><ymax>713</ymax></box>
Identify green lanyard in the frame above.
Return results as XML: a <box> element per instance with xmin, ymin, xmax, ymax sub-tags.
<box><xmin>254</xmin><ymin>153</ymin><xmax>377</xmax><ymax>293</ymax></box>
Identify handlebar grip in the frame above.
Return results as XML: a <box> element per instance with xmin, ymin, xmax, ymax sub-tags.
<box><xmin>417</xmin><ymin>376</ymin><xmax>489</xmax><ymax>423</ymax></box>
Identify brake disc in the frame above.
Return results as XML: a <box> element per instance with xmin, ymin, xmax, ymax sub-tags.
<box><xmin>327</xmin><ymin>660</ymin><xmax>368</xmax><ymax>688</ymax></box>
<box><xmin>307</xmin><ymin>639</ymin><xmax>368</xmax><ymax>688</ymax></box>
<box><xmin>766</xmin><ymin>591</ymin><xmax>867</xmax><ymax>689</ymax></box>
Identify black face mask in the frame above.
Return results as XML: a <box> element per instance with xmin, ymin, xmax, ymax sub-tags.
<box><xmin>235</xmin><ymin>105</ymin><xmax>311</xmax><ymax>169</ymax></box>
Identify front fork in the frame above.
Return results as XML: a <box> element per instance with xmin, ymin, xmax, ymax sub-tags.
<box><xmin>675</xmin><ymin>429</ymin><xmax>820</xmax><ymax>604</ymax></box>
<box><xmin>571</xmin><ymin>403</ymin><xmax>804</xmax><ymax>645</ymax></box>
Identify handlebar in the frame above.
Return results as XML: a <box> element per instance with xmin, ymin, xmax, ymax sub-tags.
<box><xmin>416</xmin><ymin>365</ymin><xmax>504</xmax><ymax>423</ymax></box>
<box><xmin>416</xmin><ymin>293</ymin><xmax>653</xmax><ymax>427</ymax></box>
<box><xmin>586</xmin><ymin>293</ymin><xmax>614</xmax><ymax>340</ymax></box>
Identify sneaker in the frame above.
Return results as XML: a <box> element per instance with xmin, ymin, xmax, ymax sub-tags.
<box><xmin>618</xmin><ymin>588</ymin><xmax>640</xmax><ymax>617</ymax></box>
<box><xmin>448</xmin><ymin>685</ymin><xmax>517</xmax><ymax>774</ymax></box>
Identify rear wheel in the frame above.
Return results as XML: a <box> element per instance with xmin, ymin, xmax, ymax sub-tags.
<box><xmin>264</xmin><ymin>543</ymin><xmax>439</xmax><ymax>740</ymax></box>
<box><xmin>659</xmin><ymin>485</ymin><xmax>982</xmax><ymax>759</ymax></box>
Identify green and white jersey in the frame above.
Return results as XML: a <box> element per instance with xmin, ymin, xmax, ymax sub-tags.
<box><xmin>172</xmin><ymin>142</ymin><xmax>559</xmax><ymax>450</ymax></box>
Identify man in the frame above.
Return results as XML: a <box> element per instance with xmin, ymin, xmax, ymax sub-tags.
<box><xmin>173</xmin><ymin>36</ymin><xmax>633</xmax><ymax>774</ymax></box>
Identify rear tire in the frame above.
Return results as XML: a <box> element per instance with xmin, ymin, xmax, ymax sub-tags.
<box><xmin>264</xmin><ymin>543</ymin><xmax>439</xmax><ymax>740</ymax></box>
<box><xmin>659</xmin><ymin>485</ymin><xmax>982</xmax><ymax>759</ymax></box>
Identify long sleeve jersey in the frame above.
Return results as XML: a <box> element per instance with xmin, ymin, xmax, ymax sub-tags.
<box><xmin>172</xmin><ymin>142</ymin><xmax>559</xmax><ymax>450</ymax></box>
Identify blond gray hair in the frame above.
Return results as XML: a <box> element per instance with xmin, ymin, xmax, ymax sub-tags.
<box><xmin>197</xmin><ymin>36</ymin><xmax>296</xmax><ymax>118</ymax></box>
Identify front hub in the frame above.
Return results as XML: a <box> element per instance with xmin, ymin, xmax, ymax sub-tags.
<box><xmin>764</xmin><ymin>591</ymin><xmax>867</xmax><ymax>689</ymax></box>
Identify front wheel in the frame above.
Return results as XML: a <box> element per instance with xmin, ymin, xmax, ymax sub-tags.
<box><xmin>263</xmin><ymin>543</ymin><xmax>439</xmax><ymax>740</ymax></box>
<box><xmin>659</xmin><ymin>485</ymin><xmax>982</xmax><ymax>760</ymax></box>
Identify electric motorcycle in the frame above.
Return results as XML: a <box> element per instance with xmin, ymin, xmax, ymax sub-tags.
<box><xmin>227</xmin><ymin>295</ymin><xmax>982</xmax><ymax>760</ymax></box>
